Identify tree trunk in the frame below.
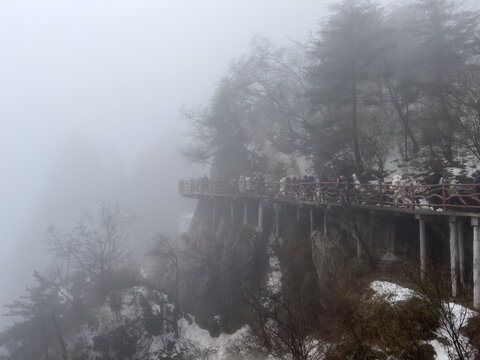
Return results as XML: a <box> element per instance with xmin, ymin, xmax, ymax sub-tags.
<box><xmin>386</xmin><ymin>84</ymin><xmax>419</xmax><ymax>156</ymax></box>
<box><xmin>352</xmin><ymin>79</ymin><xmax>362</xmax><ymax>165</ymax></box>
<box><xmin>174</xmin><ymin>266</ymin><xmax>180</xmax><ymax>339</ymax></box>
<box><xmin>52</xmin><ymin>310</ymin><xmax>69</xmax><ymax>360</ymax></box>
<box><xmin>39</xmin><ymin>298</ymin><xmax>49</xmax><ymax>360</ymax></box>
<box><xmin>404</xmin><ymin>119</ymin><xmax>419</xmax><ymax>154</ymax></box>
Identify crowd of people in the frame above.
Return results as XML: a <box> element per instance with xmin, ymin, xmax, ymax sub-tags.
<box><xmin>180</xmin><ymin>171</ymin><xmax>480</xmax><ymax>208</ymax></box>
<box><xmin>181</xmin><ymin>173</ymin><xmax>389</xmax><ymax>200</ymax></box>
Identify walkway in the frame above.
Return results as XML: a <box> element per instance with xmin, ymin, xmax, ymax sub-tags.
<box><xmin>179</xmin><ymin>179</ymin><xmax>480</xmax><ymax>215</ymax></box>
<box><xmin>179</xmin><ymin>178</ymin><xmax>480</xmax><ymax>309</ymax></box>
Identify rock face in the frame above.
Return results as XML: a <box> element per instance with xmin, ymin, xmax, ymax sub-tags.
<box><xmin>309</xmin><ymin>206</ymin><xmax>461</xmax><ymax>289</ymax></box>
<box><xmin>180</xmin><ymin>197</ymin><xmax>269</xmax><ymax>334</ymax></box>
<box><xmin>59</xmin><ymin>285</ymin><xmax>254</xmax><ymax>360</ymax></box>
<box><xmin>182</xmin><ymin>197</ymin><xmax>338</xmax><ymax>331</ymax></box>
<box><xmin>183</xmin><ymin>191</ymin><xmax>468</xmax><ymax>348</ymax></box>
<box><xmin>64</xmin><ymin>286</ymin><xmax>184</xmax><ymax>359</ymax></box>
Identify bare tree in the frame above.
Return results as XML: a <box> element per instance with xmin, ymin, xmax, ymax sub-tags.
<box><xmin>149</xmin><ymin>234</ymin><xmax>181</xmax><ymax>339</ymax></box>
<box><xmin>245</xmin><ymin>280</ymin><xmax>328</xmax><ymax>360</ymax></box>
<box><xmin>408</xmin><ymin>269</ymin><xmax>478</xmax><ymax>360</ymax></box>
<box><xmin>45</xmin><ymin>203</ymin><xmax>134</xmax><ymax>292</ymax></box>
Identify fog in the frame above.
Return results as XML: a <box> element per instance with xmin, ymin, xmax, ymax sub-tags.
<box><xmin>0</xmin><ymin>0</ymin><xmax>335</xmax><ymax>329</ymax></box>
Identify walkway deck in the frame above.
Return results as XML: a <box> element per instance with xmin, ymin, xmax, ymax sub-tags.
<box><xmin>179</xmin><ymin>179</ymin><xmax>480</xmax><ymax>307</ymax></box>
<box><xmin>179</xmin><ymin>179</ymin><xmax>480</xmax><ymax>218</ymax></box>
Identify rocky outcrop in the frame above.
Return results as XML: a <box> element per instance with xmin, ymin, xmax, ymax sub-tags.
<box><xmin>180</xmin><ymin>197</ymin><xmax>269</xmax><ymax>335</ymax></box>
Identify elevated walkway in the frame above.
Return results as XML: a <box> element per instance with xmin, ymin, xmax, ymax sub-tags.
<box><xmin>179</xmin><ymin>179</ymin><xmax>480</xmax><ymax>309</ymax></box>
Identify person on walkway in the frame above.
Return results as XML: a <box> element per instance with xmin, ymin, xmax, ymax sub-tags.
<box><xmin>245</xmin><ymin>175</ymin><xmax>252</xmax><ymax>193</ymax></box>
<box><xmin>230</xmin><ymin>177</ymin><xmax>238</xmax><ymax>192</ymax></box>
<box><xmin>336</xmin><ymin>175</ymin><xmax>349</xmax><ymax>202</ymax></box>
<box><xmin>238</xmin><ymin>175</ymin><xmax>246</xmax><ymax>192</ymax></box>
<box><xmin>291</xmin><ymin>177</ymin><xmax>299</xmax><ymax>200</ymax></box>
<box><xmin>254</xmin><ymin>174</ymin><xmax>265</xmax><ymax>195</ymax></box>
<box><xmin>473</xmin><ymin>171</ymin><xmax>480</xmax><ymax>184</ymax></box>
<box><xmin>352</xmin><ymin>173</ymin><xmax>360</xmax><ymax>189</ymax></box>
<box><xmin>472</xmin><ymin>171</ymin><xmax>480</xmax><ymax>197</ymax></box>
<box><xmin>412</xmin><ymin>176</ymin><xmax>422</xmax><ymax>205</ymax></box>
<box><xmin>303</xmin><ymin>175</ymin><xmax>310</xmax><ymax>199</ymax></box>
<box><xmin>280</xmin><ymin>175</ymin><xmax>287</xmax><ymax>196</ymax></box>
<box><xmin>391</xmin><ymin>174</ymin><xmax>406</xmax><ymax>204</ymax></box>
<box><xmin>336</xmin><ymin>175</ymin><xmax>348</xmax><ymax>190</ymax></box>
<box><xmin>286</xmin><ymin>176</ymin><xmax>292</xmax><ymax>196</ymax></box>
<box><xmin>308</xmin><ymin>175</ymin><xmax>316</xmax><ymax>200</ymax></box>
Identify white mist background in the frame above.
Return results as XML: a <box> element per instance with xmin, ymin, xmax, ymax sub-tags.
<box><xmin>0</xmin><ymin>0</ymin><xmax>334</xmax><ymax>329</ymax></box>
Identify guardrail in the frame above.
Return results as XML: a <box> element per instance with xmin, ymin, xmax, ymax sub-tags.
<box><xmin>179</xmin><ymin>179</ymin><xmax>480</xmax><ymax>212</ymax></box>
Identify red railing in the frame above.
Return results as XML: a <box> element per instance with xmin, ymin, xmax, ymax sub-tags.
<box><xmin>179</xmin><ymin>179</ymin><xmax>480</xmax><ymax>212</ymax></box>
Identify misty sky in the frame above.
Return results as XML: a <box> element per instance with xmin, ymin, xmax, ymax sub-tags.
<box><xmin>0</xmin><ymin>0</ymin><xmax>335</xmax><ymax>327</ymax></box>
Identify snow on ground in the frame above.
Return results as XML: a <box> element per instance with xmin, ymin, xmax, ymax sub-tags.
<box><xmin>370</xmin><ymin>281</ymin><xmax>478</xmax><ymax>360</ymax></box>
<box><xmin>429</xmin><ymin>339</ymin><xmax>450</xmax><ymax>360</ymax></box>
<box><xmin>379</xmin><ymin>146</ymin><xmax>479</xmax><ymax>182</ymax></box>
<box><xmin>370</xmin><ymin>281</ymin><xmax>417</xmax><ymax>303</ymax></box>
<box><xmin>66</xmin><ymin>286</ymin><xmax>253</xmax><ymax>359</ymax></box>
<box><xmin>180</xmin><ymin>318</ymin><xmax>250</xmax><ymax>359</ymax></box>
<box><xmin>265</xmin><ymin>233</ymin><xmax>282</xmax><ymax>293</ymax></box>
<box><xmin>267</xmin><ymin>255</ymin><xmax>282</xmax><ymax>290</ymax></box>
<box><xmin>433</xmin><ymin>302</ymin><xmax>478</xmax><ymax>360</ymax></box>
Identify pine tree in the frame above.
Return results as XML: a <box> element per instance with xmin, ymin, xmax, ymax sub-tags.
<box><xmin>308</xmin><ymin>0</ymin><xmax>387</xmax><ymax>169</ymax></box>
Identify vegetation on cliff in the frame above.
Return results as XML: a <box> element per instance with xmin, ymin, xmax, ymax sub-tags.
<box><xmin>183</xmin><ymin>0</ymin><xmax>480</xmax><ymax>181</ymax></box>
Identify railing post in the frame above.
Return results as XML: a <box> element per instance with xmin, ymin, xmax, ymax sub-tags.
<box><xmin>310</xmin><ymin>207</ymin><xmax>314</xmax><ymax>235</ymax></box>
<box><xmin>379</xmin><ymin>179</ymin><xmax>383</xmax><ymax>207</ymax></box>
<box><xmin>442</xmin><ymin>184</ymin><xmax>447</xmax><ymax>211</ymax></box>
<box><xmin>410</xmin><ymin>183</ymin><xmax>415</xmax><ymax>210</ymax></box>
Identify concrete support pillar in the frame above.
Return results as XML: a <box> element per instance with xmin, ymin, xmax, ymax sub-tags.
<box><xmin>355</xmin><ymin>230</ymin><xmax>363</xmax><ymax>259</ymax></box>
<box><xmin>323</xmin><ymin>209</ymin><xmax>328</xmax><ymax>237</ymax></box>
<box><xmin>457</xmin><ymin>220</ymin><xmax>465</xmax><ymax>288</ymax></box>
<box><xmin>274</xmin><ymin>204</ymin><xmax>280</xmax><ymax>240</ymax></box>
<box><xmin>415</xmin><ymin>215</ymin><xmax>427</xmax><ymax>280</ymax></box>
<box><xmin>390</xmin><ymin>221</ymin><xmax>395</xmax><ymax>258</ymax></box>
<box><xmin>368</xmin><ymin>213</ymin><xmax>374</xmax><ymax>249</ymax></box>
<box><xmin>383</xmin><ymin>220</ymin><xmax>396</xmax><ymax>261</ymax></box>
<box><xmin>471</xmin><ymin>217</ymin><xmax>480</xmax><ymax>309</ymax></box>
<box><xmin>297</xmin><ymin>206</ymin><xmax>300</xmax><ymax>221</ymax></box>
<box><xmin>258</xmin><ymin>201</ymin><xmax>264</xmax><ymax>233</ymax></box>
<box><xmin>243</xmin><ymin>201</ymin><xmax>248</xmax><ymax>226</ymax></box>
<box><xmin>449</xmin><ymin>216</ymin><xmax>459</xmax><ymax>297</ymax></box>
<box><xmin>230</xmin><ymin>200</ymin><xmax>234</xmax><ymax>223</ymax></box>
<box><xmin>310</xmin><ymin>208</ymin><xmax>314</xmax><ymax>236</ymax></box>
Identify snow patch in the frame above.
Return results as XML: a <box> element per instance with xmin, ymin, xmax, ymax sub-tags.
<box><xmin>370</xmin><ymin>281</ymin><xmax>416</xmax><ymax>303</ymax></box>
<box><xmin>180</xmin><ymin>318</ymin><xmax>250</xmax><ymax>359</ymax></box>
<box><xmin>370</xmin><ymin>281</ymin><xmax>478</xmax><ymax>360</ymax></box>
<box><xmin>267</xmin><ymin>256</ymin><xmax>282</xmax><ymax>290</ymax></box>
<box><xmin>433</xmin><ymin>302</ymin><xmax>477</xmax><ymax>360</ymax></box>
